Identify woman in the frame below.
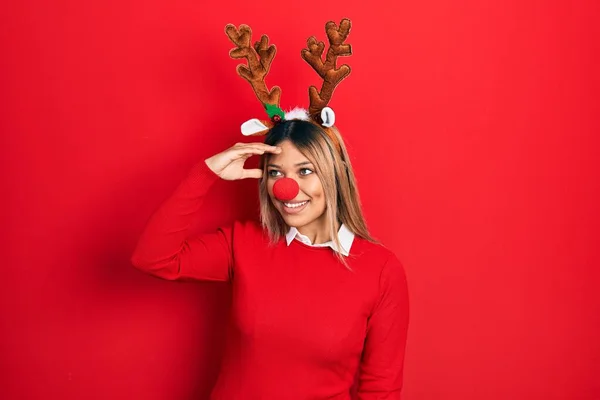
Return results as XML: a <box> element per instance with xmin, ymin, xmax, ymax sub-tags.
<box><xmin>131</xmin><ymin>19</ymin><xmax>409</xmax><ymax>400</ymax></box>
<box><xmin>131</xmin><ymin>119</ymin><xmax>409</xmax><ymax>399</ymax></box>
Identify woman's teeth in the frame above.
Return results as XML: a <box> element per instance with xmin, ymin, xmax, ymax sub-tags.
<box><xmin>284</xmin><ymin>200</ymin><xmax>308</xmax><ymax>208</ymax></box>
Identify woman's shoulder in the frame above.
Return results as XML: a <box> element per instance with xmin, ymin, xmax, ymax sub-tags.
<box><xmin>351</xmin><ymin>236</ymin><xmax>406</xmax><ymax>277</ymax></box>
<box><xmin>350</xmin><ymin>237</ymin><xmax>408</xmax><ymax>306</ymax></box>
<box><xmin>352</xmin><ymin>236</ymin><xmax>400</xmax><ymax>263</ymax></box>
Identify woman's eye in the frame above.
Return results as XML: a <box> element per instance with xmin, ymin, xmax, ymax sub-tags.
<box><xmin>268</xmin><ymin>170</ymin><xmax>282</xmax><ymax>177</ymax></box>
<box><xmin>300</xmin><ymin>168</ymin><xmax>314</xmax><ymax>176</ymax></box>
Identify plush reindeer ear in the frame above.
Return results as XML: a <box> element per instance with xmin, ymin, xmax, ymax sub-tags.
<box><xmin>320</xmin><ymin>107</ymin><xmax>335</xmax><ymax>127</ymax></box>
<box><xmin>241</xmin><ymin>119</ymin><xmax>273</xmax><ymax>136</ymax></box>
<box><xmin>225</xmin><ymin>24</ymin><xmax>284</xmax><ymax>134</ymax></box>
<box><xmin>301</xmin><ymin>18</ymin><xmax>352</xmax><ymax>124</ymax></box>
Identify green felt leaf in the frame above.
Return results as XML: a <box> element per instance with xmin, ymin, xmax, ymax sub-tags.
<box><xmin>265</xmin><ymin>103</ymin><xmax>285</xmax><ymax>119</ymax></box>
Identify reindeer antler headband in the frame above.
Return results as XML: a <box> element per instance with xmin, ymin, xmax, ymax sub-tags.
<box><xmin>224</xmin><ymin>18</ymin><xmax>352</xmax><ymax>136</ymax></box>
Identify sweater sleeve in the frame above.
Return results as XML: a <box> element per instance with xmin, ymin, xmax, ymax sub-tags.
<box><xmin>130</xmin><ymin>160</ymin><xmax>234</xmax><ymax>282</ymax></box>
<box><xmin>357</xmin><ymin>255</ymin><xmax>410</xmax><ymax>399</ymax></box>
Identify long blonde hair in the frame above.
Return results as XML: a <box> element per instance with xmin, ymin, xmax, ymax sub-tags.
<box><xmin>258</xmin><ymin>119</ymin><xmax>376</xmax><ymax>267</ymax></box>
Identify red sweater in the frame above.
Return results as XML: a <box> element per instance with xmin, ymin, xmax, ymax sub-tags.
<box><xmin>131</xmin><ymin>160</ymin><xmax>410</xmax><ymax>399</ymax></box>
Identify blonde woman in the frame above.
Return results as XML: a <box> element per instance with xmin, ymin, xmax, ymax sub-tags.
<box><xmin>131</xmin><ymin>119</ymin><xmax>409</xmax><ymax>399</ymax></box>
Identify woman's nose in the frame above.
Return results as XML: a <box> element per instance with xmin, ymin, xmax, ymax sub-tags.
<box><xmin>273</xmin><ymin>177</ymin><xmax>300</xmax><ymax>201</ymax></box>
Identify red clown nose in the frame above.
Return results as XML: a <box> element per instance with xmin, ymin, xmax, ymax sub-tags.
<box><xmin>273</xmin><ymin>178</ymin><xmax>300</xmax><ymax>201</ymax></box>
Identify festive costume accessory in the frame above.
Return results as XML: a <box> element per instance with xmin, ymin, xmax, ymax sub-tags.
<box><xmin>272</xmin><ymin>178</ymin><xmax>300</xmax><ymax>202</ymax></box>
<box><xmin>225</xmin><ymin>18</ymin><xmax>353</xmax><ymax>136</ymax></box>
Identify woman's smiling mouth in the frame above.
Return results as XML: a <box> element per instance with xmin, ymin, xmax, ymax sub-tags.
<box><xmin>282</xmin><ymin>200</ymin><xmax>310</xmax><ymax>214</ymax></box>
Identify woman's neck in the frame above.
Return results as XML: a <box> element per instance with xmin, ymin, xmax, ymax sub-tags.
<box><xmin>296</xmin><ymin>218</ymin><xmax>339</xmax><ymax>245</ymax></box>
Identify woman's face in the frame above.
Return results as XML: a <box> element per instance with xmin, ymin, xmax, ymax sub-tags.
<box><xmin>266</xmin><ymin>140</ymin><xmax>327</xmax><ymax>231</ymax></box>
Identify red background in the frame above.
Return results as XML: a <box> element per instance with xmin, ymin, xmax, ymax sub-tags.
<box><xmin>1</xmin><ymin>1</ymin><xmax>599</xmax><ymax>399</ymax></box>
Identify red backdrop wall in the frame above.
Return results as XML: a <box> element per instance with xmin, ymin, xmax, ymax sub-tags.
<box><xmin>1</xmin><ymin>1</ymin><xmax>598</xmax><ymax>399</ymax></box>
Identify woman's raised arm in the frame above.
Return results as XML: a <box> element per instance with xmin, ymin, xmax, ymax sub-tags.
<box><xmin>130</xmin><ymin>143</ymin><xmax>281</xmax><ymax>281</ymax></box>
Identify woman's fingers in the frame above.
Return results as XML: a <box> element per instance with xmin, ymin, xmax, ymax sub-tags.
<box><xmin>241</xmin><ymin>168</ymin><xmax>263</xmax><ymax>179</ymax></box>
<box><xmin>234</xmin><ymin>143</ymin><xmax>281</xmax><ymax>156</ymax></box>
<box><xmin>234</xmin><ymin>142</ymin><xmax>279</xmax><ymax>150</ymax></box>
<box><xmin>203</xmin><ymin>142</ymin><xmax>281</xmax><ymax>180</ymax></box>
<box><xmin>236</xmin><ymin>144</ymin><xmax>279</xmax><ymax>180</ymax></box>
<box><xmin>232</xmin><ymin>148</ymin><xmax>265</xmax><ymax>162</ymax></box>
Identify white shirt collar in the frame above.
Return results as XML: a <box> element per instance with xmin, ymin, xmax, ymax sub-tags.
<box><xmin>285</xmin><ymin>224</ymin><xmax>355</xmax><ymax>256</ymax></box>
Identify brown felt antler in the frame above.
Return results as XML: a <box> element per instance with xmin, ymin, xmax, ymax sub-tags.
<box><xmin>225</xmin><ymin>24</ymin><xmax>281</xmax><ymax>108</ymax></box>
<box><xmin>301</xmin><ymin>18</ymin><xmax>352</xmax><ymax>118</ymax></box>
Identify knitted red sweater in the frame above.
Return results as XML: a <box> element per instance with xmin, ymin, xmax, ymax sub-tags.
<box><xmin>131</xmin><ymin>160</ymin><xmax>410</xmax><ymax>399</ymax></box>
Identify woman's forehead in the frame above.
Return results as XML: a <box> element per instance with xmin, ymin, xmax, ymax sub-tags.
<box><xmin>268</xmin><ymin>141</ymin><xmax>312</xmax><ymax>167</ymax></box>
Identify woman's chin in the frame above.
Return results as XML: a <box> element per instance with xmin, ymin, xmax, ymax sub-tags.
<box><xmin>281</xmin><ymin>213</ymin><xmax>305</xmax><ymax>224</ymax></box>
<box><xmin>277</xmin><ymin>204</ymin><xmax>326</xmax><ymax>228</ymax></box>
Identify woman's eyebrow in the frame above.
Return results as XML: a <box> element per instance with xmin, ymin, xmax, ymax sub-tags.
<box><xmin>267</xmin><ymin>161</ymin><xmax>313</xmax><ymax>168</ymax></box>
<box><xmin>295</xmin><ymin>161</ymin><xmax>313</xmax><ymax>167</ymax></box>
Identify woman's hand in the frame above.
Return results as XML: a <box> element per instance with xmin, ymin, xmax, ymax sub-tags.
<box><xmin>205</xmin><ymin>142</ymin><xmax>281</xmax><ymax>181</ymax></box>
